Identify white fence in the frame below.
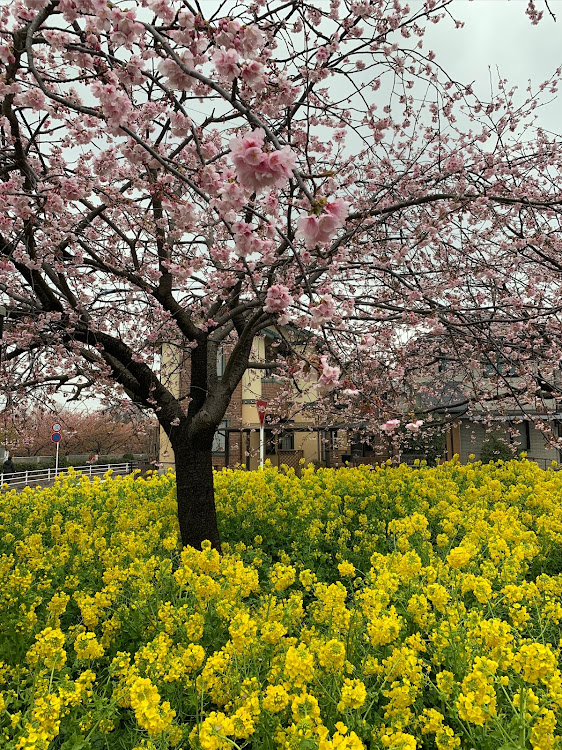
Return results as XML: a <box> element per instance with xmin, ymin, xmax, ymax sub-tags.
<box><xmin>0</xmin><ymin>462</ymin><xmax>134</xmax><ymax>489</ymax></box>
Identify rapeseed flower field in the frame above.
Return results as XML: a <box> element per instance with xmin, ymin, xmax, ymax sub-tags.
<box><xmin>1</xmin><ymin>459</ymin><xmax>562</xmax><ymax>750</ymax></box>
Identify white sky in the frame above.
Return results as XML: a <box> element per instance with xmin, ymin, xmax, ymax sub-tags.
<box><xmin>425</xmin><ymin>0</ymin><xmax>561</xmax><ymax>132</ymax></box>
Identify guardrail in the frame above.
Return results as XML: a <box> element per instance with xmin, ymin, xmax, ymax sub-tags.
<box><xmin>0</xmin><ymin>462</ymin><xmax>134</xmax><ymax>489</ymax></box>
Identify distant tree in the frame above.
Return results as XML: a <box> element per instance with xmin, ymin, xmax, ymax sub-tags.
<box><xmin>1</xmin><ymin>408</ymin><xmax>56</xmax><ymax>457</ymax></box>
<box><xmin>7</xmin><ymin>409</ymin><xmax>151</xmax><ymax>458</ymax></box>
<box><xmin>67</xmin><ymin>411</ymin><xmax>151</xmax><ymax>456</ymax></box>
<box><xmin>0</xmin><ymin>0</ymin><xmax>560</xmax><ymax>550</ymax></box>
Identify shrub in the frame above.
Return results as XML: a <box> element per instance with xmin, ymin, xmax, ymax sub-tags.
<box><xmin>480</xmin><ymin>432</ymin><xmax>514</xmax><ymax>463</ymax></box>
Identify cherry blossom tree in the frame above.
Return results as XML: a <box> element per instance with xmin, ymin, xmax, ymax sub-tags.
<box><xmin>1</xmin><ymin>0</ymin><xmax>561</xmax><ymax>549</ymax></box>
<box><xmin>6</xmin><ymin>407</ymin><xmax>150</xmax><ymax>457</ymax></box>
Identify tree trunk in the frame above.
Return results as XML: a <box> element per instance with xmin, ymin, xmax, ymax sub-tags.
<box><xmin>172</xmin><ymin>434</ymin><xmax>222</xmax><ymax>552</ymax></box>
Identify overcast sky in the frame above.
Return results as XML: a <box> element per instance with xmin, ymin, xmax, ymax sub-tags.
<box><xmin>425</xmin><ymin>0</ymin><xmax>561</xmax><ymax>132</ymax></box>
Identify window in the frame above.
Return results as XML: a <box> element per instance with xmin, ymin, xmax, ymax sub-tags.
<box><xmin>265</xmin><ymin>429</ymin><xmax>294</xmax><ymax>454</ymax></box>
<box><xmin>216</xmin><ymin>347</ymin><xmax>226</xmax><ymax>378</ymax></box>
<box><xmin>279</xmin><ymin>432</ymin><xmax>294</xmax><ymax>451</ymax></box>
<box><xmin>483</xmin><ymin>359</ymin><xmax>517</xmax><ymax>377</ymax></box>
<box><xmin>265</xmin><ymin>430</ymin><xmax>276</xmax><ymax>455</ymax></box>
<box><xmin>212</xmin><ymin>420</ymin><xmax>228</xmax><ymax>453</ymax></box>
<box><xmin>330</xmin><ymin>429</ymin><xmax>339</xmax><ymax>451</ymax></box>
<box><xmin>509</xmin><ymin>420</ymin><xmax>531</xmax><ymax>451</ymax></box>
<box><xmin>350</xmin><ymin>441</ymin><xmax>363</xmax><ymax>458</ymax></box>
<box><xmin>350</xmin><ymin>440</ymin><xmax>373</xmax><ymax>458</ymax></box>
<box><xmin>523</xmin><ymin>421</ymin><xmax>531</xmax><ymax>451</ymax></box>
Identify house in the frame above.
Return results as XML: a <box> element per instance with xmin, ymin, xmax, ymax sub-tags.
<box><xmin>158</xmin><ymin>328</ymin><xmax>371</xmax><ymax>471</ymax></box>
<box><xmin>443</xmin><ymin>413</ymin><xmax>562</xmax><ymax>468</ymax></box>
<box><xmin>157</xmin><ymin>327</ymin><xmax>562</xmax><ymax>471</ymax></box>
<box><xmin>157</xmin><ymin>328</ymin><xmax>395</xmax><ymax>472</ymax></box>
<box><xmin>426</xmin><ymin>353</ymin><xmax>562</xmax><ymax>468</ymax></box>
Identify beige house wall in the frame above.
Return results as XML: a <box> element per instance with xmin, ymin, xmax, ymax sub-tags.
<box><xmin>294</xmin><ymin>430</ymin><xmax>320</xmax><ymax>464</ymax></box>
<box><xmin>242</xmin><ymin>337</ymin><xmax>265</xmax><ymax>402</ymax></box>
<box><xmin>158</xmin><ymin>333</ymin><xmax>324</xmax><ymax>471</ymax></box>
<box><xmin>241</xmin><ymin>402</ymin><xmax>261</xmax><ymax>424</ymax></box>
<box><xmin>159</xmin><ymin>343</ymin><xmax>181</xmax><ymax>472</ymax></box>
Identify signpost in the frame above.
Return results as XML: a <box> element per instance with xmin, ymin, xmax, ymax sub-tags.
<box><xmin>51</xmin><ymin>423</ymin><xmax>62</xmax><ymax>475</ymax></box>
<box><xmin>256</xmin><ymin>399</ymin><xmax>268</xmax><ymax>468</ymax></box>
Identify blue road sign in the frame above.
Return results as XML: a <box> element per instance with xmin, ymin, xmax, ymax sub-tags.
<box><xmin>51</xmin><ymin>432</ymin><xmax>61</xmax><ymax>443</ymax></box>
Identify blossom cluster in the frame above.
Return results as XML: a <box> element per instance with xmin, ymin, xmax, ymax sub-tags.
<box><xmin>2</xmin><ymin>458</ymin><xmax>562</xmax><ymax>749</ymax></box>
<box><xmin>229</xmin><ymin>128</ymin><xmax>296</xmax><ymax>193</ymax></box>
<box><xmin>296</xmin><ymin>198</ymin><xmax>349</xmax><ymax>248</ymax></box>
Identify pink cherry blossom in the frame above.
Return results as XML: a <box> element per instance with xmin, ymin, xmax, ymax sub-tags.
<box><xmin>325</xmin><ymin>197</ymin><xmax>349</xmax><ymax>222</ymax></box>
<box><xmin>169</xmin><ymin>112</ymin><xmax>191</xmax><ymax>138</ymax></box>
<box><xmin>264</xmin><ymin>284</ymin><xmax>293</xmax><ymax>314</ymax></box>
<box><xmin>381</xmin><ymin>419</ymin><xmax>400</xmax><ymax>434</ymax></box>
<box><xmin>17</xmin><ymin>88</ymin><xmax>46</xmax><ymax>110</ymax></box>
<box><xmin>178</xmin><ymin>9</ymin><xmax>196</xmax><ymax>29</ymax></box>
<box><xmin>318</xmin><ymin>355</ymin><xmax>341</xmax><ymax>388</ymax></box>
<box><xmin>59</xmin><ymin>178</ymin><xmax>84</xmax><ymax>201</ymax></box>
<box><xmin>310</xmin><ymin>295</ymin><xmax>336</xmax><ymax>325</ymax></box>
<box><xmin>159</xmin><ymin>52</ymin><xmax>195</xmax><ymax>90</ymax></box>
<box><xmin>111</xmin><ymin>9</ymin><xmax>143</xmax><ymax>47</ymax></box>
<box><xmin>229</xmin><ymin>128</ymin><xmax>296</xmax><ymax>192</ymax></box>
<box><xmin>42</xmin><ymin>30</ymin><xmax>73</xmax><ymax>50</ymax></box>
<box><xmin>442</xmin><ymin>154</ymin><xmax>464</xmax><ymax>174</ymax></box>
<box><xmin>405</xmin><ymin>420</ymin><xmax>424</xmax><ymax>433</ymax></box>
<box><xmin>24</xmin><ymin>0</ymin><xmax>50</xmax><ymax>11</ymax></box>
<box><xmin>238</xmin><ymin>25</ymin><xmax>265</xmax><ymax>57</ymax></box>
<box><xmin>0</xmin><ymin>45</ymin><xmax>14</xmax><ymax>65</ymax></box>
<box><xmin>148</xmin><ymin>0</ymin><xmax>175</xmax><ymax>23</ymax></box>
<box><xmin>213</xmin><ymin>48</ymin><xmax>241</xmax><ymax>81</ymax></box>
<box><xmin>296</xmin><ymin>198</ymin><xmax>349</xmax><ymax>248</ymax></box>
<box><xmin>91</xmin><ymin>81</ymin><xmax>132</xmax><ymax>133</ymax></box>
<box><xmin>241</xmin><ymin>60</ymin><xmax>267</xmax><ymax>91</ymax></box>
<box><xmin>232</xmin><ymin>220</ymin><xmax>262</xmax><ymax>257</ymax></box>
